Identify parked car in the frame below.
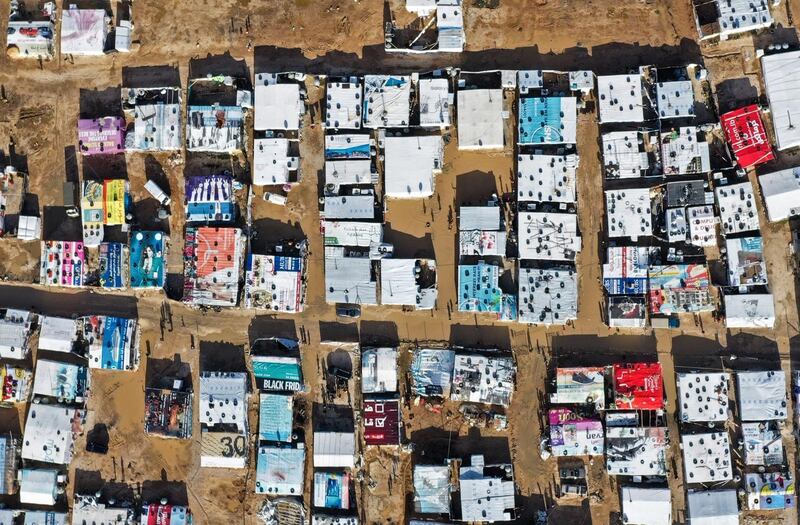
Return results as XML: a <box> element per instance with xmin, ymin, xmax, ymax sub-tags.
<box><xmin>336</xmin><ymin>304</ymin><xmax>361</xmax><ymax>318</ymax></box>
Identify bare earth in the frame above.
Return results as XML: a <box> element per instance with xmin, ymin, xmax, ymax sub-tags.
<box><xmin>2</xmin><ymin>0</ymin><xmax>800</xmax><ymax>524</ymax></box>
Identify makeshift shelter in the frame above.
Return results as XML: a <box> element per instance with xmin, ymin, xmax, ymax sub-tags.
<box><xmin>6</xmin><ymin>18</ymin><xmax>55</xmax><ymax>59</ymax></box>
<box><xmin>363</xmin><ymin>399</ymin><xmax>400</xmax><ymax>446</ymax></box>
<box><xmin>256</xmin><ymin>446</ymin><xmax>305</xmax><ymax>495</ymax></box>
<box><xmin>518</xmin><ymin>211</ymin><xmax>580</xmax><ymax>261</ymax></box>
<box><xmin>129</xmin><ymin>231</ymin><xmax>166</xmax><ymax>288</ymax></box>
<box><xmin>724</xmin><ymin>294</ymin><xmax>776</xmax><ymax>328</ymax></box>
<box><xmin>244</xmin><ymin>254</ymin><xmax>304</xmax><ymax>312</ymax></box>
<box><xmin>383</xmin><ymin>135</ymin><xmax>443</xmax><ymax>198</ymax></box>
<box><xmin>324</xmin><ymin>256</ymin><xmax>378</xmax><ymax>305</ymax></box>
<box><xmin>726</xmin><ymin>236</ymin><xmax>767</xmax><ymax>286</ymax></box>
<box><xmin>608</xmin><ymin>296</ymin><xmax>647</xmax><ymax>328</ymax></box>
<box><xmin>744</xmin><ymin>472</ymin><xmax>795</xmax><ymax>510</ymax></box>
<box><xmin>0</xmin><ymin>365</ymin><xmax>31</xmax><ymax>404</ymax></box>
<box><xmin>19</xmin><ymin>468</ymin><xmax>58</xmax><ymax>506</ymax></box>
<box><xmin>518</xmin><ymin>267</ymin><xmax>578</xmax><ymax>325</ymax></box>
<box><xmin>602</xmin><ymin>131</ymin><xmax>652</xmax><ymax>179</ymax></box>
<box><xmin>24</xmin><ymin>511</ymin><xmax>68</xmax><ymax>525</ymax></box>
<box><xmin>695</xmin><ymin>0</ymin><xmax>773</xmax><ymax>39</ymax></box>
<box><xmin>606</xmin><ymin>188</ymin><xmax>652</xmax><ymax>240</ymax></box>
<box><xmin>413</xmin><ymin>464</ymin><xmax>450</xmax><ymax>514</ymax></box>
<box><xmin>656</xmin><ymin>80</ymin><xmax>695</xmax><ymax>119</ymax></box>
<box><xmin>0</xmin><ymin>434</ymin><xmax>17</xmax><ymax>495</ymax></box>
<box><xmin>71</xmin><ymin>495</ymin><xmax>135</xmax><ymax>524</ymax></box>
<box><xmin>322</xmin><ymin>221</ymin><xmax>382</xmax><ymax>247</ymax></box>
<box><xmin>518</xmin><ymin>96</ymin><xmax>577</xmax><ymax>144</ymax></box>
<box><xmin>550</xmin><ymin>367</ymin><xmax>606</xmax><ymax>408</ymax></box>
<box><xmin>758</xmin><ymin>167</ymin><xmax>800</xmax><ymax>222</ymax></box>
<box><xmin>380</xmin><ymin>258</ymin><xmax>437</xmax><ymax>309</ymax></box>
<box><xmin>182</xmin><ymin>227</ymin><xmax>244</xmax><ymax>307</ymax></box>
<box><xmin>326</xmin><ymin>79</ymin><xmax>363</xmax><ymax>129</ymax></box>
<box><xmin>742</xmin><ymin>421</ymin><xmax>783</xmax><ymax>465</ymax></box>
<box><xmin>603</xmin><ymin>246</ymin><xmax>649</xmax><ymax>295</ymax></box>
<box><xmin>606</xmin><ymin>427</ymin><xmax>668</xmax><ymax>476</ymax></box>
<box><xmin>82</xmin><ymin>315</ymin><xmax>139</xmax><ymax>371</ymax></box>
<box><xmin>140</xmin><ymin>504</ymin><xmax>192</xmax><ymax>525</ymax></box>
<box><xmin>80</xmin><ymin>179</ymin><xmax>127</xmax><ymax>247</ymax></box>
<box><xmin>185</xmin><ymin>175</ymin><xmax>235</xmax><ymax>223</ymax></box>
<box><xmin>677</xmin><ymin>372</ymin><xmax>730</xmax><ymax>423</ymax></box>
<box><xmin>620</xmin><ymin>487</ymin><xmax>671</xmax><ymax>525</ymax></box>
<box><xmin>436</xmin><ymin>1</ymin><xmax>465</xmax><ymax>52</ymax></box>
<box><xmin>252</xmin><ymin>355</ymin><xmax>303</xmax><ymax>392</ymax></box>
<box><xmin>597</xmin><ymin>74</ymin><xmax>645</xmax><ymax>123</ymax></box>
<box><xmin>60</xmin><ymin>8</ymin><xmax>108</xmax><ymax>55</ymax></box>
<box><xmin>186</xmin><ymin>104</ymin><xmax>245</xmax><ymax>152</ymax></box>
<box><xmin>323</xmin><ymin>195</ymin><xmax>375</xmax><ymax>220</ymax></box>
<box><xmin>126</xmin><ymin>87</ymin><xmax>182</xmax><ymax>151</ymax></box>
<box><xmin>325</xmin><ymin>134</ymin><xmax>371</xmax><ymax>159</ymax></box>
<box><xmin>611</xmin><ymin>363</ymin><xmax>663</xmax><ymax>410</ymax></box>
<box><xmin>259</xmin><ymin>393</ymin><xmax>293</xmax><ymax>443</ymax></box>
<box><xmin>144</xmin><ymin>386</ymin><xmax>193</xmax><ymax>439</ymax></box>
<box><xmin>681</xmin><ymin>432</ymin><xmax>732</xmax><ymax>483</ymax></box>
<box><xmin>549</xmin><ymin>409</ymin><xmax>604</xmax><ymax>456</ymax></box>
<box><xmin>255</xmin><ymin>82</ymin><xmax>303</xmax><ymax>131</ymax></box>
<box><xmin>254</xmin><ymin>138</ymin><xmax>299</xmax><ymax>185</ymax></box>
<box><xmin>361</xmin><ymin>348</ymin><xmax>397</xmax><ymax>393</ymax></box>
<box><xmin>32</xmin><ymin>359</ymin><xmax>89</xmax><ymax>403</ymax></box>
<box><xmin>40</xmin><ymin>241</ymin><xmax>85</xmax><ymax>287</ymax></box>
<box><xmin>457</xmin><ymin>89</ymin><xmax>503</xmax><ymax>149</ymax></box>
<box><xmin>21</xmin><ymin>404</ymin><xmax>83</xmax><ymax>465</ymax></box>
<box><xmin>458</xmin><ymin>455</ymin><xmax>515</xmax><ymax>522</ymax></box>
<box><xmin>199</xmin><ymin>371</ymin><xmax>247</xmax><ymax>433</ymax></box>
<box><xmin>418</xmin><ymin>78</ymin><xmax>451</xmax><ymax>127</ymax></box>
<box><xmin>451</xmin><ymin>353</ymin><xmax>514</xmax><ymax>406</ymax></box>
<box><xmin>761</xmin><ymin>50</ymin><xmax>800</xmax><ymax>151</ymax></box>
<box><xmin>78</xmin><ymin>117</ymin><xmax>125</xmax><ymax>155</ymax></box>
<box><xmin>313</xmin><ymin>471</ymin><xmax>351</xmax><ymax>509</ymax></box>
<box><xmin>410</xmin><ymin>349</ymin><xmax>455</xmax><ymax>398</ymax></box>
<box><xmin>517</xmin><ymin>154</ymin><xmax>578</xmax><ymax>203</ymax></box>
<box><xmin>313</xmin><ymin>432</ymin><xmax>355</xmax><ymax>468</ymax></box>
<box><xmin>0</xmin><ymin>309</ymin><xmax>34</xmax><ymax>359</ymax></box>
<box><xmin>660</xmin><ymin>127</ymin><xmax>710</xmax><ymax>175</ymax></box>
<box><xmin>737</xmin><ymin>370</ymin><xmax>788</xmax><ymax>421</ymax></box>
<box><xmin>99</xmin><ymin>242</ymin><xmax>126</xmax><ymax>288</ymax></box>
<box><xmin>686</xmin><ymin>490</ymin><xmax>738</xmax><ymax>525</ymax></box>
<box><xmin>648</xmin><ymin>264</ymin><xmax>712</xmax><ymax>315</ymax></box>
<box><xmin>721</xmin><ymin>105</ymin><xmax>774</xmax><ymax>168</ymax></box>
<box><xmin>362</xmin><ymin>75</ymin><xmax>411</xmax><ymax>128</ymax></box>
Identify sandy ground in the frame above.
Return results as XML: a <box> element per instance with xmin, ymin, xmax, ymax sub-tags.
<box><xmin>0</xmin><ymin>0</ymin><xmax>800</xmax><ymax>524</ymax></box>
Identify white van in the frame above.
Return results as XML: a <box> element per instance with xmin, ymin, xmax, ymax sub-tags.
<box><xmin>144</xmin><ymin>180</ymin><xmax>171</xmax><ymax>206</ymax></box>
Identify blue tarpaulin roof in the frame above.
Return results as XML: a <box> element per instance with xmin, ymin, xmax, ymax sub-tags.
<box><xmin>259</xmin><ymin>393</ymin><xmax>293</xmax><ymax>443</ymax></box>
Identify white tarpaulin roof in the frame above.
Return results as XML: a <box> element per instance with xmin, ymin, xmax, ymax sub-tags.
<box><xmin>413</xmin><ymin>465</ymin><xmax>450</xmax><ymax>514</ymax></box>
<box><xmin>313</xmin><ymin>432</ymin><xmax>355</xmax><ymax>468</ymax></box>
<box><xmin>681</xmin><ymin>432</ymin><xmax>732</xmax><ymax>484</ymax></box>
<box><xmin>253</xmin><ymin>139</ymin><xmax>298</xmax><ymax>185</ymax></box>
<box><xmin>325</xmin><ymin>256</ymin><xmax>377</xmax><ymax>304</ymax></box>
<box><xmin>61</xmin><ymin>9</ymin><xmax>108</xmax><ymax>56</ymax></box>
<box><xmin>606</xmin><ymin>427</ymin><xmax>668</xmax><ymax>476</ymax></box>
<box><xmin>518</xmin><ymin>267</ymin><xmax>577</xmax><ymax>325</ymax></box>
<box><xmin>324</xmin><ymin>195</ymin><xmax>375</xmax><ymax>219</ymax></box>
<box><xmin>762</xmin><ymin>50</ymin><xmax>800</xmax><ymax>151</ymax></box>
<box><xmin>606</xmin><ymin>188</ymin><xmax>652</xmax><ymax>239</ymax></box>
<box><xmin>598</xmin><ymin>74</ymin><xmax>645</xmax><ymax>123</ymax></box>
<box><xmin>724</xmin><ymin>294</ymin><xmax>775</xmax><ymax>328</ymax></box>
<box><xmin>419</xmin><ymin>78</ymin><xmax>451</xmax><ymax>127</ymax></box>
<box><xmin>737</xmin><ymin>370</ymin><xmax>787</xmax><ymax>421</ymax></box>
<box><xmin>686</xmin><ymin>490</ymin><xmax>739</xmax><ymax>525</ymax></box>
<box><xmin>459</xmin><ymin>206</ymin><xmax>501</xmax><ymax>231</ymax></box>
<box><xmin>38</xmin><ymin>316</ymin><xmax>77</xmax><ymax>353</ymax></box>
<box><xmin>716</xmin><ymin>181</ymin><xmax>759</xmax><ymax>235</ymax></box>
<box><xmin>19</xmin><ymin>469</ymin><xmax>57</xmax><ymax>506</ymax></box>
<box><xmin>326</xmin><ymin>79</ymin><xmax>363</xmax><ymax>129</ymax></box>
<box><xmin>742</xmin><ymin>422</ymin><xmax>783</xmax><ymax>465</ymax></box>
<box><xmin>759</xmin><ymin>167</ymin><xmax>800</xmax><ymax>222</ymax></box>
<box><xmin>517</xmin><ymin>154</ymin><xmax>577</xmax><ymax>203</ymax></box>
<box><xmin>384</xmin><ymin>135</ymin><xmax>443</xmax><ymax>198</ymax></box>
<box><xmin>380</xmin><ymin>259</ymin><xmax>421</xmax><ymax>306</ymax></box>
<box><xmin>518</xmin><ymin>211</ymin><xmax>581</xmax><ymax>261</ymax></box>
<box><xmin>22</xmin><ymin>404</ymin><xmax>82</xmax><ymax>465</ymax></box>
<box><xmin>620</xmin><ymin>487</ymin><xmax>671</xmax><ymax>525</ymax></box>
<box><xmin>255</xmin><ymin>83</ymin><xmax>303</xmax><ymax>131</ymax></box>
<box><xmin>362</xmin><ymin>347</ymin><xmax>397</xmax><ymax>393</ymax></box>
<box><xmin>199</xmin><ymin>371</ymin><xmax>248</xmax><ymax>431</ymax></box>
<box><xmin>677</xmin><ymin>372</ymin><xmax>730</xmax><ymax>423</ymax></box>
<box><xmin>363</xmin><ymin>75</ymin><xmax>411</xmax><ymax>128</ymax></box>
<box><xmin>326</xmin><ymin>160</ymin><xmax>373</xmax><ymax>186</ymax></box>
<box><xmin>602</xmin><ymin>131</ymin><xmax>651</xmax><ymax>179</ymax></box>
<box><xmin>322</xmin><ymin>221</ymin><xmax>382</xmax><ymax>247</ymax></box>
<box><xmin>457</xmin><ymin>89</ymin><xmax>504</xmax><ymax>149</ymax></box>
<box><xmin>656</xmin><ymin>80</ymin><xmax>695</xmax><ymax>119</ymax></box>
